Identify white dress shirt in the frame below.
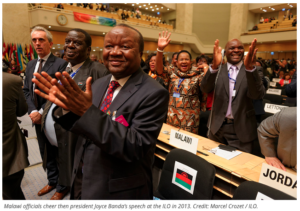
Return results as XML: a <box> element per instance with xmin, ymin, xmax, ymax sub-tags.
<box><xmin>44</xmin><ymin>61</ymin><xmax>85</xmax><ymax>147</ymax></box>
<box><xmin>31</xmin><ymin>52</ymin><xmax>51</xmax><ymax>115</ymax></box>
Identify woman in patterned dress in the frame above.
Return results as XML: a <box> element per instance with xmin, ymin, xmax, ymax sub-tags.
<box><xmin>156</xmin><ymin>31</ymin><xmax>208</xmax><ymax>134</ymax></box>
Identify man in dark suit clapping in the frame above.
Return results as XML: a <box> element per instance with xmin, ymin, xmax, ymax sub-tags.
<box><xmin>40</xmin><ymin>29</ymin><xmax>109</xmax><ymax>200</ymax></box>
<box><xmin>33</xmin><ymin>24</ymin><xmax>169</xmax><ymax>199</ymax></box>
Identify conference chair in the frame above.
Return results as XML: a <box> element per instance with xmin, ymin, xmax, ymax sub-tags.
<box><xmin>154</xmin><ymin>148</ymin><xmax>216</xmax><ymax>199</ymax></box>
<box><xmin>263</xmin><ymin>94</ymin><xmax>283</xmax><ymax>105</ymax></box>
<box><xmin>284</xmin><ymin>97</ymin><xmax>296</xmax><ymax>107</ymax></box>
<box><xmin>233</xmin><ymin>181</ymin><xmax>295</xmax><ymax>200</ymax></box>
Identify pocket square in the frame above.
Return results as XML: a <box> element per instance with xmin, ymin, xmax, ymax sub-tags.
<box><xmin>115</xmin><ymin>115</ymin><xmax>129</xmax><ymax>127</ymax></box>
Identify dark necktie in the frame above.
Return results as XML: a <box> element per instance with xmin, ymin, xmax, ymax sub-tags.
<box><xmin>34</xmin><ymin>59</ymin><xmax>44</xmax><ymax>109</ymax></box>
<box><xmin>100</xmin><ymin>81</ymin><xmax>120</xmax><ymax>113</ymax></box>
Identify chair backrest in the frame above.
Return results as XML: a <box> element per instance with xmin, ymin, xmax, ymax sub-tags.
<box><xmin>264</xmin><ymin>94</ymin><xmax>283</xmax><ymax>105</ymax></box>
<box><xmin>233</xmin><ymin>181</ymin><xmax>295</xmax><ymax>200</ymax></box>
<box><xmin>155</xmin><ymin>148</ymin><xmax>215</xmax><ymax>199</ymax></box>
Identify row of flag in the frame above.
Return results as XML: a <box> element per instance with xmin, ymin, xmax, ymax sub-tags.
<box><xmin>2</xmin><ymin>43</ymin><xmax>38</xmax><ymax>71</ymax></box>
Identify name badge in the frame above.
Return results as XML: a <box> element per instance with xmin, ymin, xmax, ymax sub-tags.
<box><xmin>232</xmin><ymin>90</ymin><xmax>236</xmax><ymax>97</ymax></box>
<box><xmin>173</xmin><ymin>92</ymin><xmax>180</xmax><ymax>98</ymax></box>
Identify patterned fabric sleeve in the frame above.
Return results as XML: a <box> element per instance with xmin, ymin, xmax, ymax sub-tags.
<box><xmin>157</xmin><ymin>66</ymin><xmax>172</xmax><ymax>88</ymax></box>
<box><xmin>198</xmin><ymin>73</ymin><xmax>207</xmax><ymax>111</ymax></box>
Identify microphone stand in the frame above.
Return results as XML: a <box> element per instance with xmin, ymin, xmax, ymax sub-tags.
<box><xmin>207</xmin><ymin>50</ymin><xmax>225</xmax><ymax>137</ymax></box>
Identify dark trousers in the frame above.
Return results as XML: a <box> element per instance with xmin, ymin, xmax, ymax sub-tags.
<box><xmin>208</xmin><ymin>122</ymin><xmax>253</xmax><ymax>153</ymax></box>
<box><xmin>35</xmin><ymin>124</ymin><xmax>67</xmax><ymax>193</ymax></box>
<box><xmin>3</xmin><ymin>170</ymin><xmax>25</xmax><ymax>199</ymax></box>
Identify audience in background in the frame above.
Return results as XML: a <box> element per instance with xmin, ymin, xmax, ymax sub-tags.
<box><xmin>292</xmin><ymin>18</ymin><xmax>297</xmax><ymax>27</ymax></box>
<box><xmin>260</xmin><ymin>17</ymin><xmax>264</xmax><ymax>23</ymax></box>
<box><xmin>90</xmin><ymin>54</ymin><xmax>98</xmax><ymax>62</ymax></box>
<box><xmin>143</xmin><ymin>53</ymin><xmax>166</xmax><ymax>88</ymax></box>
<box><xmin>279</xmin><ymin>73</ymin><xmax>291</xmax><ymax>86</ymax></box>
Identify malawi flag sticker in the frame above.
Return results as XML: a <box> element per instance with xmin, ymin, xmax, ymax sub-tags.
<box><xmin>172</xmin><ymin>161</ymin><xmax>198</xmax><ymax>194</ymax></box>
<box><xmin>175</xmin><ymin>169</ymin><xmax>192</xmax><ymax>190</ymax></box>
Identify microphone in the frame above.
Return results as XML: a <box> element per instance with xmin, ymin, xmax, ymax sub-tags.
<box><xmin>207</xmin><ymin>48</ymin><xmax>225</xmax><ymax>137</ymax></box>
<box><xmin>178</xmin><ymin>114</ymin><xmax>195</xmax><ymax>132</ymax></box>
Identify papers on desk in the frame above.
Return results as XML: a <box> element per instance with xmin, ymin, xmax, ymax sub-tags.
<box><xmin>209</xmin><ymin>147</ymin><xmax>242</xmax><ymax>160</ymax></box>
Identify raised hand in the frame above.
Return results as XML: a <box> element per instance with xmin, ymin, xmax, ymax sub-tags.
<box><xmin>196</xmin><ymin>64</ymin><xmax>209</xmax><ymax>75</ymax></box>
<box><xmin>157</xmin><ymin>31</ymin><xmax>171</xmax><ymax>51</ymax></box>
<box><xmin>211</xmin><ymin>39</ymin><xmax>223</xmax><ymax>70</ymax></box>
<box><xmin>244</xmin><ymin>38</ymin><xmax>258</xmax><ymax>70</ymax></box>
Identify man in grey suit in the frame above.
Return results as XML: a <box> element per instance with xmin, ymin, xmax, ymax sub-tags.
<box><xmin>200</xmin><ymin>38</ymin><xmax>265</xmax><ymax>153</ymax></box>
<box><xmin>40</xmin><ymin>29</ymin><xmax>109</xmax><ymax>199</ymax></box>
<box><xmin>23</xmin><ymin>26</ymin><xmax>68</xmax><ymax>197</ymax></box>
<box><xmin>3</xmin><ymin>66</ymin><xmax>29</xmax><ymax>199</ymax></box>
<box><xmin>33</xmin><ymin>24</ymin><xmax>169</xmax><ymax>199</ymax></box>
<box><xmin>258</xmin><ymin>107</ymin><xmax>297</xmax><ymax>171</ymax></box>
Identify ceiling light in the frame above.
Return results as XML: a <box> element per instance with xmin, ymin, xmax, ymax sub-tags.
<box><xmin>150</xmin><ymin>6</ymin><xmax>152</xmax><ymax>8</ymax></box>
<box><xmin>132</xmin><ymin>4</ymin><xmax>134</xmax><ymax>6</ymax></box>
<box><xmin>288</xmin><ymin>3</ymin><xmax>289</xmax><ymax>5</ymax></box>
<box><xmin>290</xmin><ymin>5</ymin><xmax>293</xmax><ymax>7</ymax></box>
<box><xmin>167</xmin><ymin>8</ymin><xmax>169</xmax><ymax>10</ymax></box>
<box><xmin>48</xmin><ymin>26</ymin><xmax>51</xmax><ymax>28</ymax></box>
<box><xmin>93</xmin><ymin>50</ymin><xmax>95</xmax><ymax>51</ymax></box>
<box><xmin>260</xmin><ymin>8</ymin><xmax>262</xmax><ymax>10</ymax></box>
<box><xmin>155</xmin><ymin>5</ymin><xmax>157</xmax><ymax>7</ymax></box>
<box><xmin>137</xmin><ymin>3</ymin><xmax>139</xmax><ymax>4</ymax></box>
<box><xmin>100</xmin><ymin>49</ymin><xmax>102</xmax><ymax>51</ymax></box>
<box><xmin>152</xmin><ymin>9</ymin><xmax>154</xmax><ymax>11</ymax></box>
<box><xmin>146</xmin><ymin>8</ymin><xmax>148</xmax><ymax>9</ymax></box>
<box><xmin>53</xmin><ymin>47</ymin><xmax>55</xmax><ymax>49</ymax></box>
<box><xmin>57</xmin><ymin>44</ymin><xmax>60</xmax><ymax>45</ymax></box>
<box><xmin>156</xmin><ymin>8</ymin><xmax>159</xmax><ymax>10</ymax></box>
<box><xmin>124</xmin><ymin>3</ymin><xmax>127</xmax><ymax>4</ymax></box>
<box><xmin>148</xmin><ymin>3</ymin><xmax>150</xmax><ymax>5</ymax></box>
<box><xmin>139</xmin><ymin>6</ymin><xmax>141</xmax><ymax>8</ymax></box>
<box><xmin>143</xmin><ymin>4</ymin><xmax>146</xmax><ymax>6</ymax></box>
<box><xmin>103</xmin><ymin>32</ymin><xmax>105</xmax><ymax>34</ymax></box>
<box><xmin>161</xmin><ymin>7</ymin><xmax>163</xmax><ymax>9</ymax></box>
<box><xmin>269</xmin><ymin>7</ymin><xmax>271</xmax><ymax>8</ymax></box>
<box><xmin>97</xmin><ymin>47</ymin><xmax>99</xmax><ymax>48</ymax></box>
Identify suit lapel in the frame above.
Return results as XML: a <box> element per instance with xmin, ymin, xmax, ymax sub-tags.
<box><xmin>73</xmin><ymin>59</ymin><xmax>91</xmax><ymax>90</ymax></box>
<box><xmin>29</xmin><ymin>60</ymin><xmax>38</xmax><ymax>92</ymax></box>
<box><xmin>42</xmin><ymin>53</ymin><xmax>55</xmax><ymax>73</ymax></box>
<box><xmin>108</xmin><ymin>69</ymin><xmax>143</xmax><ymax>113</ymax></box>
<box><xmin>221</xmin><ymin>64</ymin><xmax>229</xmax><ymax>96</ymax></box>
<box><xmin>93</xmin><ymin>76</ymin><xmax>111</xmax><ymax>108</ymax></box>
<box><xmin>234</xmin><ymin>64</ymin><xmax>246</xmax><ymax>98</ymax></box>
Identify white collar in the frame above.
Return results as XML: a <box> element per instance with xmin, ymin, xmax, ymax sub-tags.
<box><xmin>110</xmin><ymin>75</ymin><xmax>131</xmax><ymax>87</ymax></box>
<box><xmin>227</xmin><ymin>60</ymin><xmax>243</xmax><ymax>71</ymax></box>
<box><xmin>67</xmin><ymin>60</ymin><xmax>85</xmax><ymax>72</ymax></box>
<box><xmin>38</xmin><ymin>52</ymin><xmax>51</xmax><ymax>61</ymax></box>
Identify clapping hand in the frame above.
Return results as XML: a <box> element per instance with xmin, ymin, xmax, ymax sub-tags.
<box><xmin>157</xmin><ymin>31</ymin><xmax>171</xmax><ymax>51</ymax></box>
<box><xmin>32</xmin><ymin>71</ymin><xmax>93</xmax><ymax>116</ymax></box>
<box><xmin>244</xmin><ymin>38</ymin><xmax>258</xmax><ymax>70</ymax></box>
<box><xmin>211</xmin><ymin>39</ymin><xmax>223</xmax><ymax>70</ymax></box>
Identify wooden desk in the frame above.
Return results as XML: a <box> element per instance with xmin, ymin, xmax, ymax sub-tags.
<box><xmin>155</xmin><ymin>123</ymin><xmax>296</xmax><ymax>198</ymax></box>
